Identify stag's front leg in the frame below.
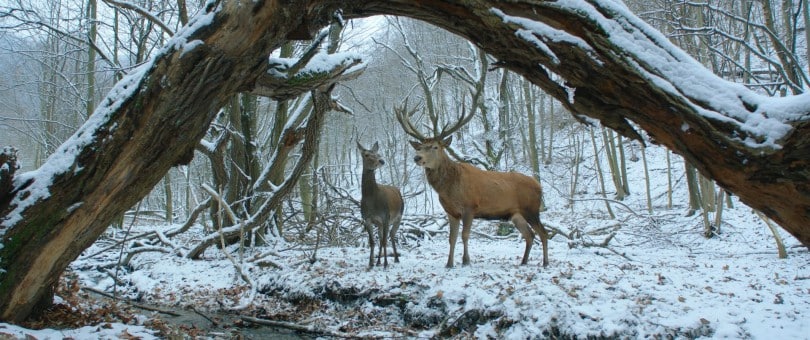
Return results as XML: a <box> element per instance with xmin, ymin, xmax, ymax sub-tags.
<box><xmin>446</xmin><ymin>215</ymin><xmax>460</xmax><ymax>268</ymax></box>
<box><xmin>461</xmin><ymin>213</ymin><xmax>473</xmax><ymax>266</ymax></box>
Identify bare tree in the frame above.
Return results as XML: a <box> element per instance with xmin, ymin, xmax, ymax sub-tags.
<box><xmin>2</xmin><ymin>0</ymin><xmax>810</xmax><ymax>323</ymax></box>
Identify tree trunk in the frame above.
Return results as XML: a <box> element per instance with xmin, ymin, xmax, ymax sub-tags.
<box><xmin>589</xmin><ymin>128</ymin><xmax>615</xmax><ymax>219</ymax></box>
<box><xmin>666</xmin><ymin>150</ymin><xmax>673</xmax><ymax>209</ymax></box>
<box><xmin>641</xmin><ymin>146</ymin><xmax>652</xmax><ymax>214</ymax></box>
<box><xmin>804</xmin><ymin>0</ymin><xmax>810</xmax><ymax>70</ymax></box>
<box><xmin>85</xmin><ymin>0</ymin><xmax>97</xmax><ymax>118</ymax></box>
<box><xmin>164</xmin><ymin>171</ymin><xmax>173</xmax><ymax>223</ymax></box>
<box><xmin>3</xmin><ymin>0</ymin><xmax>810</xmax><ymax>322</ymax></box>
<box><xmin>267</xmin><ymin>43</ymin><xmax>294</xmax><ymax>237</ymax></box>
<box><xmin>762</xmin><ymin>0</ymin><xmax>804</xmax><ymax>94</ymax></box>
<box><xmin>523</xmin><ymin>79</ymin><xmax>541</xmax><ymax>182</ymax></box>
<box><xmin>0</xmin><ymin>1</ymin><xmax>345</xmax><ymax>322</ymax></box>
<box><xmin>602</xmin><ymin>127</ymin><xmax>626</xmax><ymax>200</ymax></box>
<box><xmin>685</xmin><ymin>161</ymin><xmax>702</xmax><ymax>215</ymax></box>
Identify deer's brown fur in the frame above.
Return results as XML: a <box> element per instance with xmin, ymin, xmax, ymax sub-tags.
<box><xmin>410</xmin><ymin>136</ymin><xmax>549</xmax><ymax>268</ymax></box>
<box><xmin>358</xmin><ymin>141</ymin><xmax>403</xmax><ymax>268</ymax></box>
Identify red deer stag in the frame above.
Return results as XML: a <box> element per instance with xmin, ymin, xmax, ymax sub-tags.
<box><xmin>396</xmin><ymin>104</ymin><xmax>549</xmax><ymax>268</ymax></box>
<box><xmin>357</xmin><ymin>141</ymin><xmax>404</xmax><ymax>268</ymax></box>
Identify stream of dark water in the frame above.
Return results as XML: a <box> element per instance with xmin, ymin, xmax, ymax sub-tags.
<box><xmin>84</xmin><ymin>289</ymin><xmax>313</xmax><ymax>338</ymax></box>
<box><xmin>156</xmin><ymin>308</ymin><xmax>313</xmax><ymax>339</ymax></box>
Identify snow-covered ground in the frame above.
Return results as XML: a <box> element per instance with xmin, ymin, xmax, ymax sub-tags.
<box><xmin>2</xmin><ymin>143</ymin><xmax>808</xmax><ymax>339</ymax></box>
<box><xmin>0</xmin><ymin>321</ymin><xmax>157</xmax><ymax>339</ymax></box>
<box><xmin>13</xmin><ymin>206</ymin><xmax>803</xmax><ymax>339</ymax></box>
<box><xmin>246</xmin><ymin>213</ymin><xmax>809</xmax><ymax>339</ymax></box>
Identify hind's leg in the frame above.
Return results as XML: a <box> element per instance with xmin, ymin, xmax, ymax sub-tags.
<box><xmin>363</xmin><ymin>221</ymin><xmax>375</xmax><ymax>269</ymax></box>
<box><xmin>390</xmin><ymin>216</ymin><xmax>401</xmax><ymax>263</ymax></box>
<box><xmin>378</xmin><ymin>224</ymin><xmax>389</xmax><ymax>267</ymax></box>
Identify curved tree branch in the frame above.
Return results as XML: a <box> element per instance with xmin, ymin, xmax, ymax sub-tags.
<box><xmin>340</xmin><ymin>1</ymin><xmax>810</xmax><ymax>247</ymax></box>
<box><xmin>100</xmin><ymin>0</ymin><xmax>175</xmax><ymax>36</ymax></box>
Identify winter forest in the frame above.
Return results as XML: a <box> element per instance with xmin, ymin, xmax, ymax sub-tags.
<box><xmin>0</xmin><ymin>0</ymin><xmax>809</xmax><ymax>338</ymax></box>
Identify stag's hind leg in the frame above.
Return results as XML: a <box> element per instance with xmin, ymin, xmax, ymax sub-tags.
<box><xmin>530</xmin><ymin>221</ymin><xmax>550</xmax><ymax>267</ymax></box>
<box><xmin>511</xmin><ymin>214</ymin><xmax>535</xmax><ymax>265</ymax></box>
<box><xmin>461</xmin><ymin>212</ymin><xmax>474</xmax><ymax>266</ymax></box>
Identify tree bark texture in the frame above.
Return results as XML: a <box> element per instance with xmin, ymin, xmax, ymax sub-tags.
<box><xmin>2</xmin><ymin>0</ymin><xmax>810</xmax><ymax>322</ymax></box>
<box><xmin>0</xmin><ymin>1</ymin><xmax>338</xmax><ymax>322</ymax></box>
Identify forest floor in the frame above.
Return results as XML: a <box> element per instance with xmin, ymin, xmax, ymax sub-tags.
<box><xmin>2</xmin><ymin>199</ymin><xmax>808</xmax><ymax>339</ymax></box>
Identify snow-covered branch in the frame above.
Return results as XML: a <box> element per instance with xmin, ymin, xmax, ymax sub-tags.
<box><xmin>100</xmin><ymin>0</ymin><xmax>175</xmax><ymax>36</ymax></box>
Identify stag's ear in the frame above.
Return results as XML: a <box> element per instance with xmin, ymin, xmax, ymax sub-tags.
<box><xmin>409</xmin><ymin>140</ymin><xmax>421</xmax><ymax>150</ymax></box>
<box><xmin>442</xmin><ymin>136</ymin><xmax>453</xmax><ymax>147</ymax></box>
<box><xmin>371</xmin><ymin>142</ymin><xmax>380</xmax><ymax>152</ymax></box>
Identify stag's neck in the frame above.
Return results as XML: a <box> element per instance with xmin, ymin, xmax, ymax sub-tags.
<box><xmin>361</xmin><ymin>169</ymin><xmax>380</xmax><ymax>196</ymax></box>
<box><xmin>425</xmin><ymin>155</ymin><xmax>461</xmax><ymax>191</ymax></box>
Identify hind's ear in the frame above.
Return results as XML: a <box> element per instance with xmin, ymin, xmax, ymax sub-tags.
<box><xmin>356</xmin><ymin>141</ymin><xmax>365</xmax><ymax>151</ymax></box>
<box><xmin>371</xmin><ymin>142</ymin><xmax>380</xmax><ymax>152</ymax></box>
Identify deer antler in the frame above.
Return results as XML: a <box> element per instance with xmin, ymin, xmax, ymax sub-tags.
<box><xmin>394</xmin><ymin>98</ymin><xmax>428</xmax><ymax>141</ymax></box>
<box><xmin>395</xmin><ymin>96</ymin><xmax>476</xmax><ymax>141</ymax></box>
<box><xmin>437</xmin><ymin>100</ymin><xmax>475</xmax><ymax>140</ymax></box>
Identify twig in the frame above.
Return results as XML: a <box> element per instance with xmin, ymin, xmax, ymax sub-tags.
<box><xmin>82</xmin><ymin>197</ymin><xmax>202</xmax><ymax>260</ymax></box>
<box><xmin>436</xmin><ymin>306</ymin><xmax>466</xmax><ymax>336</ymax></box>
<box><xmin>80</xmin><ymin>230</ymin><xmax>156</xmax><ymax>260</ymax></box>
<box><xmin>247</xmin><ymin>250</ymin><xmax>287</xmax><ymax>269</ymax></box>
<box><xmin>101</xmin><ymin>269</ymin><xmax>126</xmax><ymax>286</ymax></box>
<box><xmin>203</xmin><ymin>184</ymin><xmax>257</xmax><ymax>310</ymax></box>
<box><xmin>755</xmin><ymin>210</ymin><xmax>788</xmax><ymax>259</ymax></box>
<box><xmin>114</xmin><ymin>201</ymin><xmax>142</xmax><ymax>299</ymax></box>
<box><xmin>81</xmin><ymin>287</ymin><xmax>181</xmax><ymax>316</ymax></box>
<box><xmin>568</xmin><ymin>197</ymin><xmax>643</xmax><ymax>217</ymax></box>
<box><xmin>239</xmin><ymin>316</ymin><xmax>356</xmax><ymax>338</ymax></box>
<box><xmin>166</xmin><ymin>197</ymin><xmax>211</xmax><ymax>237</ymax></box>
<box><xmin>576</xmin><ymin>235</ymin><xmax>634</xmax><ymax>261</ymax></box>
<box><xmin>101</xmin><ymin>0</ymin><xmax>175</xmax><ymax>36</ymax></box>
<box><xmin>120</xmin><ymin>246</ymin><xmax>171</xmax><ymax>267</ymax></box>
<box><xmin>191</xmin><ymin>306</ymin><xmax>218</xmax><ymax>326</ymax></box>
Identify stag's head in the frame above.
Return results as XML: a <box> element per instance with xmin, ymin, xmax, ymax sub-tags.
<box><xmin>395</xmin><ymin>100</ymin><xmax>474</xmax><ymax>170</ymax></box>
<box><xmin>357</xmin><ymin>141</ymin><xmax>385</xmax><ymax>171</ymax></box>
<box><xmin>409</xmin><ymin>138</ymin><xmax>451</xmax><ymax>170</ymax></box>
